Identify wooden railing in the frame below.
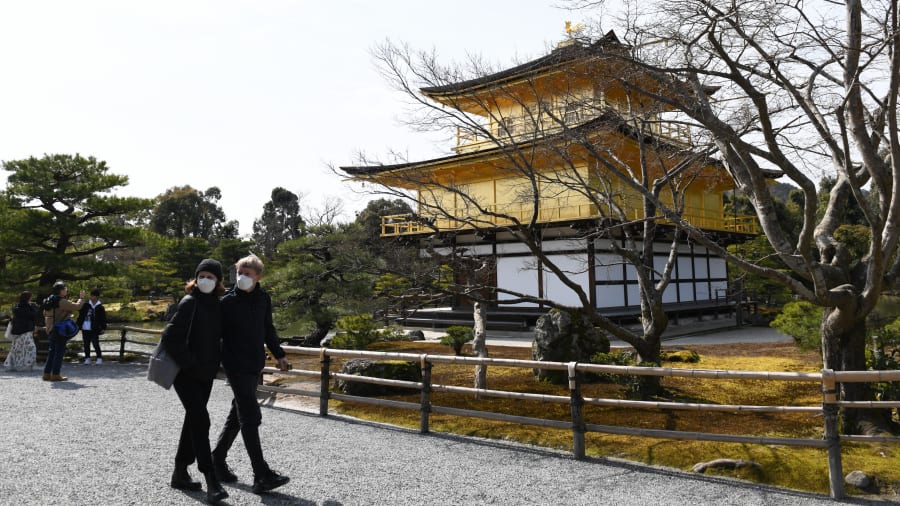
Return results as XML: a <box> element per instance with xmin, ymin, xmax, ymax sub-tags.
<box><xmin>258</xmin><ymin>346</ymin><xmax>900</xmax><ymax>500</ymax></box>
<box><xmin>112</xmin><ymin>325</ymin><xmax>163</xmax><ymax>359</ymax></box>
<box><xmin>381</xmin><ymin>206</ymin><xmax>760</xmax><ymax>237</ymax></box>
<box><xmin>34</xmin><ymin>326</ymin><xmax>898</xmax><ymax>499</ymax></box>
<box><xmin>454</xmin><ymin>97</ymin><xmax>692</xmax><ymax>154</ymax></box>
<box><xmin>0</xmin><ymin>324</ymin><xmax>162</xmax><ymax>361</ymax></box>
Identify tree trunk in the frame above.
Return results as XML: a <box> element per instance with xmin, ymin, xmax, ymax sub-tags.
<box><xmin>472</xmin><ymin>302</ymin><xmax>488</xmax><ymax>392</ymax></box>
<box><xmin>631</xmin><ymin>336</ymin><xmax>663</xmax><ymax>400</ymax></box>
<box><xmin>822</xmin><ymin>307</ymin><xmax>893</xmax><ymax>434</ymax></box>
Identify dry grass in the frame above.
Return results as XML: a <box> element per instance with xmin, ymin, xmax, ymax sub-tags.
<box><xmin>278</xmin><ymin>341</ymin><xmax>900</xmax><ymax>497</ymax></box>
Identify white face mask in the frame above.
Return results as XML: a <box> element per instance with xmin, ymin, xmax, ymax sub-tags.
<box><xmin>236</xmin><ymin>274</ymin><xmax>255</xmax><ymax>292</ymax></box>
<box><xmin>196</xmin><ymin>277</ymin><xmax>216</xmax><ymax>294</ymax></box>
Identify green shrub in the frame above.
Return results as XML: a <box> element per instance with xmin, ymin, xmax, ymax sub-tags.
<box><xmin>101</xmin><ymin>287</ymin><xmax>132</xmax><ymax>304</ymax></box>
<box><xmin>868</xmin><ymin>320</ymin><xmax>900</xmax><ymax>411</ymax></box>
<box><xmin>379</xmin><ymin>324</ymin><xmax>408</xmax><ymax>342</ymax></box>
<box><xmin>440</xmin><ymin>325</ymin><xmax>473</xmax><ymax>356</ymax></box>
<box><xmin>107</xmin><ymin>305</ymin><xmax>143</xmax><ymax>323</ymax></box>
<box><xmin>770</xmin><ymin>300</ymin><xmax>823</xmax><ymax>350</ymax></box>
<box><xmin>587</xmin><ymin>350</ymin><xmax>635</xmax><ymax>383</ymax></box>
<box><xmin>328</xmin><ymin>316</ymin><xmax>412</xmax><ymax>349</ymax></box>
<box><xmin>331</xmin><ymin>314</ymin><xmax>382</xmax><ymax>350</ymax></box>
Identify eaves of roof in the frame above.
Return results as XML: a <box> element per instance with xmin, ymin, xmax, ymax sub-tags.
<box><xmin>420</xmin><ymin>31</ymin><xmax>626</xmax><ymax>97</ymax></box>
<box><xmin>341</xmin><ymin>110</ymin><xmax>718</xmax><ymax>177</ymax></box>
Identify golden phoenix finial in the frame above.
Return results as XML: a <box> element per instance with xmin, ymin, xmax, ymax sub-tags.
<box><xmin>565</xmin><ymin>21</ymin><xmax>585</xmax><ymax>37</ymax></box>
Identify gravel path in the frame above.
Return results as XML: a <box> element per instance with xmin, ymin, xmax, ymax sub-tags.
<box><xmin>0</xmin><ymin>362</ymin><xmax>881</xmax><ymax>505</ymax></box>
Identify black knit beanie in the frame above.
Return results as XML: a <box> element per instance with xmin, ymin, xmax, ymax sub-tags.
<box><xmin>195</xmin><ymin>258</ymin><xmax>223</xmax><ymax>281</ymax></box>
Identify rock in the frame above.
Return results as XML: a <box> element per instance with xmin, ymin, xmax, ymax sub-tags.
<box><xmin>748</xmin><ymin>313</ymin><xmax>773</xmax><ymax>326</ymax></box>
<box><xmin>335</xmin><ymin>358</ymin><xmax>422</xmax><ymax>396</ymax></box>
<box><xmin>406</xmin><ymin>330</ymin><xmax>425</xmax><ymax>341</ymax></box>
<box><xmin>285</xmin><ymin>334</ymin><xmax>325</xmax><ymax>347</ymax></box>
<box><xmin>532</xmin><ymin>309</ymin><xmax>610</xmax><ymax>383</ymax></box>
<box><xmin>661</xmin><ymin>349</ymin><xmax>700</xmax><ymax>363</ymax></box>
<box><xmin>845</xmin><ymin>470</ymin><xmax>871</xmax><ymax>489</ymax></box>
<box><xmin>692</xmin><ymin>458</ymin><xmax>761</xmax><ymax>474</ymax></box>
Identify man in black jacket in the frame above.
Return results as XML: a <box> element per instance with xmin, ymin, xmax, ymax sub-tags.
<box><xmin>212</xmin><ymin>255</ymin><xmax>291</xmax><ymax>494</ymax></box>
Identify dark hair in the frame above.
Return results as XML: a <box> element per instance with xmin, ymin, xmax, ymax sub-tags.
<box><xmin>90</xmin><ymin>288</ymin><xmax>101</xmax><ymax>297</ymax></box>
<box><xmin>185</xmin><ymin>279</ymin><xmax>226</xmax><ymax>297</ymax></box>
<box><xmin>51</xmin><ymin>281</ymin><xmax>67</xmax><ymax>295</ymax></box>
<box><xmin>18</xmin><ymin>291</ymin><xmax>32</xmax><ymax>305</ymax></box>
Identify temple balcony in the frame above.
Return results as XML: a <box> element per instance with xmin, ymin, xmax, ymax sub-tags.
<box><xmin>454</xmin><ymin>98</ymin><xmax>691</xmax><ymax>154</ymax></box>
<box><xmin>380</xmin><ymin>205</ymin><xmax>758</xmax><ymax>237</ymax></box>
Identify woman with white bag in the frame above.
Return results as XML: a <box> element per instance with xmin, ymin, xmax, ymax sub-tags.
<box><xmin>4</xmin><ymin>291</ymin><xmax>39</xmax><ymax>371</ymax></box>
<box><xmin>160</xmin><ymin>258</ymin><xmax>228</xmax><ymax>504</ymax></box>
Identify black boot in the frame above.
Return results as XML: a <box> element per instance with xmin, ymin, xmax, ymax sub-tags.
<box><xmin>252</xmin><ymin>469</ymin><xmax>290</xmax><ymax>494</ymax></box>
<box><xmin>170</xmin><ymin>465</ymin><xmax>202</xmax><ymax>491</ymax></box>
<box><xmin>204</xmin><ymin>472</ymin><xmax>228</xmax><ymax>504</ymax></box>
<box><xmin>212</xmin><ymin>458</ymin><xmax>238</xmax><ymax>483</ymax></box>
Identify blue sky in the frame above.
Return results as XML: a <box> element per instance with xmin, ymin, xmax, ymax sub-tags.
<box><xmin>0</xmin><ymin>1</ymin><xmax>583</xmax><ymax>235</ymax></box>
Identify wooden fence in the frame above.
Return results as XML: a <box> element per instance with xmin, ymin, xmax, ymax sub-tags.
<box><xmin>256</xmin><ymin>346</ymin><xmax>900</xmax><ymax>500</ymax></box>
<box><xmin>19</xmin><ymin>327</ymin><xmax>896</xmax><ymax>500</ymax></box>
<box><xmin>109</xmin><ymin>325</ymin><xmax>163</xmax><ymax>359</ymax></box>
<box><xmin>0</xmin><ymin>325</ymin><xmax>161</xmax><ymax>361</ymax></box>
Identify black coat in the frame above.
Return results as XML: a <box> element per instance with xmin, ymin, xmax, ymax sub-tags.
<box><xmin>220</xmin><ymin>284</ymin><xmax>285</xmax><ymax>374</ymax></box>
<box><xmin>76</xmin><ymin>301</ymin><xmax>107</xmax><ymax>333</ymax></box>
<box><xmin>11</xmin><ymin>302</ymin><xmax>37</xmax><ymax>335</ymax></box>
<box><xmin>160</xmin><ymin>291</ymin><xmax>222</xmax><ymax>381</ymax></box>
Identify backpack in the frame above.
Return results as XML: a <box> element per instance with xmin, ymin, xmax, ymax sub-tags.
<box><xmin>42</xmin><ymin>295</ymin><xmax>60</xmax><ymax>312</ymax></box>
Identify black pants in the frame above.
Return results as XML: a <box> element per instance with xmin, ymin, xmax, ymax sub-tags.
<box><xmin>82</xmin><ymin>329</ymin><xmax>102</xmax><ymax>359</ymax></box>
<box><xmin>212</xmin><ymin>371</ymin><xmax>270</xmax><ymax>478</ymax></box>
<box><xmin>173</xmin><ymin>372</ymin><xmax>214</xmax><ymax>473</ymax></box>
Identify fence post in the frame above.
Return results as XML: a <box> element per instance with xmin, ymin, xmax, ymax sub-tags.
<box><xmin>420</xmin><ymin>355</ymin><xmax>432</xmax><ymax>434</ymax></box>
<box><xmin>568</xmin><ymin>361</ymin><xmax>585</xmax><ymax>459</ymax></box>
<box><xmin>821</xmin><ymin>368</ymin><xmax>845</xmax><ymax>499</ymax></box>
<box><xmin>319</xmin><ymin>348</ymin><xmax>330</xmax><ymax>416</ymax></box>
<box><xmin>119</xmin><ymin>327</ymin><xmax>127</xmax><ymax>362</ymax></box>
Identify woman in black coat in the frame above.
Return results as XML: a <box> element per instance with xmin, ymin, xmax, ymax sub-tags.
<box><xmin>160</xmin><ymin>259</ymin><xmax>228</xmax><ymax>504</ymax></box>
<box><xmin>4</xmin><ymin>291</ymin><xmax>38</xmax><ymax>371</ymax></box>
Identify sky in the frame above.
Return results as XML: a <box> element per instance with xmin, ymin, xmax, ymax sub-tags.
<box><xmin>0</xmin><ymin>1</ymin><xmax>586</xmax><ymax>236</ymax></box>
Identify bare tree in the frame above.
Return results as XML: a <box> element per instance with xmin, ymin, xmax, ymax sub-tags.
<box><xmin>570</xmin><ymin>0</ymin><xmax>900</xmax><ymax>432</ymax></box>
<box><xmin>473</xmin><ymin>301</ymin><xmax>488</xmax><ymax>391</ymax></box>
<box><xmin>343</xmin><ymin>35</ymin><xmax>743</xmax><ymax>397</ymax></box>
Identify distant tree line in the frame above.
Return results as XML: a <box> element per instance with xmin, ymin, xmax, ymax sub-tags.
<box><xmin>0</xmin><ymin>153</ymin><xmax>443</xmax><ymax>343</ymax></box>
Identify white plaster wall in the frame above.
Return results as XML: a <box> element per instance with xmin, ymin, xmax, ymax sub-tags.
<box><xmin>497</xmin><ymin>256</ymin><xmax>540</xmax><ymax>307</ymax></box>
<box><xmin>597</xmin><ymin>284</ymin><xmax>626</xmax><ymax>308</ymax></box>
<box><xmin>710</xmin><ymin>257</ymin><xmax>727</xmax><ymax>279</ymax></box>
<box><xmin>543</xmin><ymin>253</ymin><xmax>590</xmax><ymax>307</ymax></box>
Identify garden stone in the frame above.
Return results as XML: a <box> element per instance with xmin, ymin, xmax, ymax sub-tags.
<box><xmin>335</xmin><ymin>358</ymin><xmax>421</xmax><ymax>396</ymax></box>
<box><xmin>532</xmin><ymin>309</ymin><xmax>610</xmax><ymax>383</ymax></box>
<box><xmin>406</xmin><ymin>330</ymin><xmax>425</xmax><ymax>341</ymax></box>
<box><xmin>845</xmin><ymin>470</ymin><xmax>871</xmax><ymax>489</ymax></box>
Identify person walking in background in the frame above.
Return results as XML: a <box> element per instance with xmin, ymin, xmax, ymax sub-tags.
<box><xmin>161</xmin><ymin>259</ymin><xmax>228</xmax><ymax>504</ymax></box>
<box><xmin>77</xmin><ymin>289</ymin><xmax>107</xmax><ymax>365</ymax></box>
<box><xmin>212</xmin><ymin>254</ymin><xmax>290</xmax><ymax>495</ymax></box>
<box><xmin>4</xmin><ymin>291</ymin><xmax>39</xmax><ymax>371</ymax></box>
<box><xmin>42</xmin><ymin>282</ymin><xmax>84</xmax><ymax>382</ymax></box>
